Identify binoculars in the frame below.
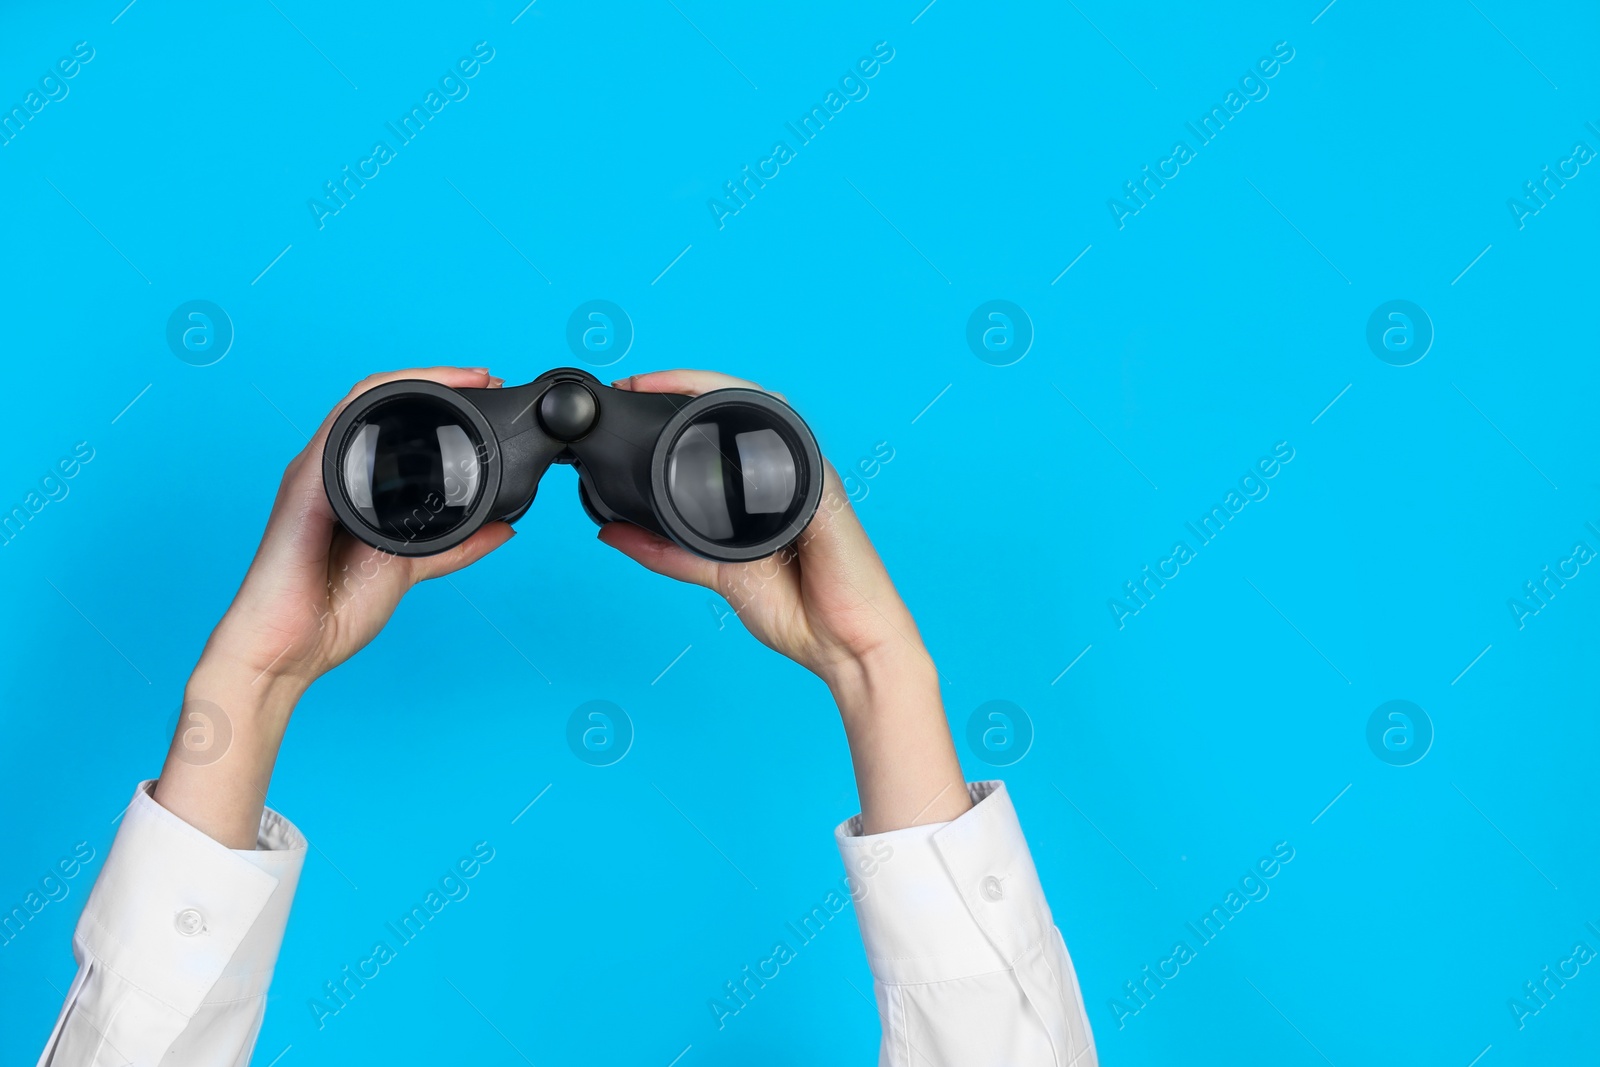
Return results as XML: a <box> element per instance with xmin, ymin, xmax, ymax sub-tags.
<box><xmin>323</xmin><ymin>368</ymin><xmax>823</xmax><ymax>563</ymax></box>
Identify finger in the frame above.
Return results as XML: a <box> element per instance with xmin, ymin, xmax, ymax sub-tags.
<box><xmin>408</xmin><ymin>522</ymin><xmax>517</xmax><ymax>583</ymax></box>
<box><xmin>596</xmin><ymin>522</ymin><xmax>721</xmax><ymax>590</ymax></box>
<box><xmin>307</xmin><ymin>366</ymin><xmax>498</xmax><ymax>458</ymax></box>
<box><xmin>611</xmin><ymin>369</ymin><xmax>764</xmax><ymax>397</ymax></box>
<box><xmin>612</xmin><ymin>368</ymin><xmax>791</xmax><ymax>414</ymax></box>
<box><xmin>304</xmin><ymin>366</ymin><xmax>498</xmax><ymax>501</ymax></box>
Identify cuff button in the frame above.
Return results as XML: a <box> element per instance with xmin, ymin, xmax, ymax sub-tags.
<box><xmin>175</xmin><ymin>908</ymin><xmax>206</xmax><ymax>937</ymax></box>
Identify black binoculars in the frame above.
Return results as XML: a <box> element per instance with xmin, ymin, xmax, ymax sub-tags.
<box><xmin>323</xmin><ymin>368</ymin><xmax>823</xmax><ymax>563</ymax></box>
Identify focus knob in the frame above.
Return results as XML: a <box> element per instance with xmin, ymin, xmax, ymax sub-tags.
<box><xmin>537</xmin><ymin>381</ymin><xmax>598</xmax><ymax>441</ymax></box>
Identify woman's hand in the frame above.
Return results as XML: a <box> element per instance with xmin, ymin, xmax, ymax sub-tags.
<box><xmin>200</xmin><ymin>366</ymin><xmax>515</xmax><ymax>696</ymax></box>
<box><xmin>598</xmin><ymin>369</ymin><xmax>929</xmax><ymax>689</ymax></box>
<box><xmin>157</xmin><ymin>366</ymin><xmax>514</xmax><ymax>847</ymax></box>
<box><xmin>598</xmin><ymin>369</ymin><xmax>971</xmax><ymax>832</ymax></box>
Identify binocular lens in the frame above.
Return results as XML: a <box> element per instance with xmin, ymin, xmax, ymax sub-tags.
<box><xmin>340</xmin><ymin>395</ymin><xmax>485</xmax><ymax>542</ymax></box>
<box><xmin>665</xmin><ymin>410</ymin><xmax>800</xmax><ymax>547</ymax></box>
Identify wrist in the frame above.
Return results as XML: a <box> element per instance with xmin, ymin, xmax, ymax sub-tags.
<box><xmin>185</xmin><ymin>653</ymin><xmax>306</xmax><ymax>734</ymax></box>
<box><xmin>821</xmin><ymin>641</ymin><xmax>940</xmax><ymax>719</ymax></box>
<box><xmin>199</xmin><ymin>601</ymin><xmax>322</xmax><ymax>693</ymax></box>
<box><xmin>155</xmin><ymin>653</ymin><xmax>305</xmax><ymax>849</ymax></box>
<box><xmin>822</xmin><ymin>641</ymin><xmax>971</xmax><ymax>833</ymax></box>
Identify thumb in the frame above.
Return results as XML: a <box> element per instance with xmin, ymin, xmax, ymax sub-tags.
<box><xmin>408</xmin><ymin>522</ymin><xmax>517</xmax><ymax>583</ymax></box>
<box><xmin>596</xmin><ymin>522</ymin><xmax>721</xmax><ymax>590</ymax></box>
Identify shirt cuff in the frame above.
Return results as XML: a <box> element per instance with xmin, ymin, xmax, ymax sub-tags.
<box><xmin>73</xmin><ymin>780</ymin><xmax>308</xmax><ymax>1016</ymax></box>
<box><xmin>835</xmin><ymin>781</ymin><xmax>1054</xmax><ymax>986</ymax></box>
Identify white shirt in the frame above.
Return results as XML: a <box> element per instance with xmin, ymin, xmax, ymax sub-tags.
<box><xmin>37</xmin><ymin>780</ymin><xmax>1095</xmax><ymax>1066</ymax></box>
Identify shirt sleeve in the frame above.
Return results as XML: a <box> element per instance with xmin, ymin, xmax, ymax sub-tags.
<box><xmin>835</xmin><ymin>781</ymin><xmax>1097</xmax><ymax>1067</ymax></box>
<box><xmin>37</xmin><ymin>780</ymin><xmax>307</xmax><ymax>1067</ymax></box>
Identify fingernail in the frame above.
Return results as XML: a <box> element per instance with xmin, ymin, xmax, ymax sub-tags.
<box><xmin>611</xmin><ymin>375</ymin><xmax>633</xmax><ymax>390</ymax></box>
<box><xmin>468</xmin><ymin>367</ymin><xmax>490</xmax><ymax>374</ymax></box>
<box><xmin>489</xmin><ymin>376</ymin><xmax>506</xmax><ymax>388</ymax></box>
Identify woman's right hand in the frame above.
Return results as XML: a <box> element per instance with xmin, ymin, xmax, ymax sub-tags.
<box><xmin>197</xmin><ymin>366</ymin><xmax>515</xmax><ymax>699</ymax></box>
<box><xmin>158</xmin><ymin>367</ymin><xmax>514</xmax><ymax>848</ymax></box>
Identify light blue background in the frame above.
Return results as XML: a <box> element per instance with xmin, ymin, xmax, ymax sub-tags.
<box><xmin>2</xmin><ymin>1</ymin><xmax>1597</xmax><ymax>1064</ymax></box>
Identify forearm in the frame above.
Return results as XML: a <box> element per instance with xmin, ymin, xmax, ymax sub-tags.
<box><xmin>152</xmin><ymin>658</ymin><xmax>304</xmax><ymax>849</ymax></box>
<box><xmin>825</xmin><ymin>645</ymin><xmax>972</xmax><ymax>835</ymax></box>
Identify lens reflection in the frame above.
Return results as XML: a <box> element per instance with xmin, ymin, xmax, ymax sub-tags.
<box><xmin>342</xmin><ymin>396</ymin><xmax>483</xmax><ymax>541</ymax></box>
<box><xmin>735</xmin><ymin>428</ymin><xmax>796</xmax><ymax>514</ymax></box>
<box><xmin>666</xmin><ymin>410</ymin><xmax>799</xmax><ymax>545</ymax></box>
